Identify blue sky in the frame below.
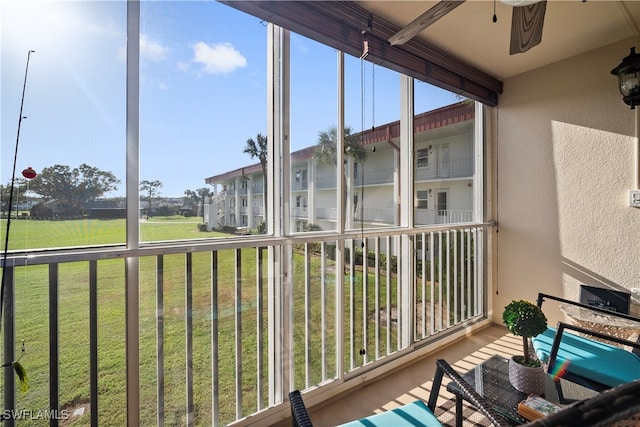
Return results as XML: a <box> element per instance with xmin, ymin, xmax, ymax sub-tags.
<box><xmin>2</xmin><ymin>0</ymin><xmax>458</xmax><ymax>198</ymax></box>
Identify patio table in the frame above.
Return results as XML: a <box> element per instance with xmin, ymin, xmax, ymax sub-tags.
<box><xmin>445</xmin><ymin>354</ymin><xmax>597</xmax><ymax>426</ymax></box>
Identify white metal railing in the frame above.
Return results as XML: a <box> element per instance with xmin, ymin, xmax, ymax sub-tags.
<box><xmin>353</xmin><ymin>167</ymin><xmax>395</xmax><ymax>186</ymax></box>
<box><xmin>316</xmin><ymin>158</ymin><xmax>474</xmax><ymax>190</ymax></box>
<box><xmin>0</xmin><ymin>223</ymin><xmax>487</xmax><ymax>426</ymax></box>
<box><xmin>290</xmin><ymin>207</ymin><xmax>308</xmax><ymax>218</ymax></box>
<box><xmin>354</xmin><ymin>208</ymin><xmax>395</xmax><ymax>223</ymax></box>
<box><xmin>415</xmin><ymin>157</ymin><xmax>473</xmax><ymax>181</ymax></box>
<box><xmin>315</xmin><ymin>175</ymin><xmax>337</xmax><ymax>189</ymax></box>
<box><xmin>316</xmin><ymin>207</ymin><xmax>337</xmax><ymax>220</ymax></box>
<box><xmin>291</xmin><ymin>181</ymin><xmax>309</xmax><ymax>191</ymax></box>
<box><xmin>415</xmin><ymin>209</ymin><xmax>473</xmax><ymax>225</ymax></box>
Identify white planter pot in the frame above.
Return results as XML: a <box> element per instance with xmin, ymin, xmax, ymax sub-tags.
<box><xmin>508</xmin><ymin>355</ymin><xmax>545</xmax><ymax>395</ymax></box>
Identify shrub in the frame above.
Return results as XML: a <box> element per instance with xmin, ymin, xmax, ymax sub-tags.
<box><xmin>502</xmin><ymin>300</ymin><xmax>547</xmax><ymax>366</ymax></box>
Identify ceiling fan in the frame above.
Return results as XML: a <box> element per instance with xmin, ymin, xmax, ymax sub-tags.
<box><xmin>388</xmin><ymin>0</ymin><xmax>548</xmax><ymax>55</ymax></box>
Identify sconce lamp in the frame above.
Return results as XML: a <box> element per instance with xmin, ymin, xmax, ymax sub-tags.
<box><xmin>611</xmin><ymin>47</ymin><xmax>640</xmax><ymax>109</ymax></box>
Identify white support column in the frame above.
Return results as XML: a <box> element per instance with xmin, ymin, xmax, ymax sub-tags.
<box><xmin>335</xmin><ymin>50</ymin><xmax>346</xmax><ymax>379</ymax></box>
<box><xmin>266</xmin><ymin>23</ymin><xmax>291</xmax><ymax>405</ymax></box>
<box><xmin>336</xmin><ymin>55</ymin><xmax>346</xmax><ymax>235</ymax></box>
<box><xmin>125</xmin><ymin>0</ymin><xmax>140</xmax><ymax>425</ymax></box>
<box><xmin>234</xmin><ymin>177</ymin><xmax>241</xmax><ymax>227</ymax></box>
<box><xmin>345</xmin><ymin>160</ymin><xmax>353</xmax><ymax>229</ymax></box>
<box><xmin>399</xmin><ymin>75</ymin><xmax>414</xmax><ymax>348</ymax></box>
<box><xmin>474</xmin><ymin>102</ymin><xmax>485</xmax><ymax>222</ymax></box>
<box><xmin>266</xmin><ymin>22</ymin><xmax>281</xmax><ymax>406</ymax></box>
<box><xmin>280</xmin><ymin>28</ymin><xmax>294</xmax><ymax>394</ymax></box>
<box><xmin>282</xmin><ymin>40</ymin><xmax>291</xmax><ymax>236</ymax></box>
<box><xmin>247</xmin><ymin>176</ymin><xmax>254</xmax><ymax>229</ymax></box>
<box><xmin>307</xmin><ymin>159</ymin><xmax>316</xmax><ymax>224</ymax></box>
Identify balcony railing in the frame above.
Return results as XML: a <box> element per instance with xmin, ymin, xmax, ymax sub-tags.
<box><xmin>353</xmin><ymin>167</ymin><xmax>395</xmax><ymax>186</ymax></box>
<box><xmin>1</xmin><ymin>224</ymin><xmax>487</xmax><ymax>426</ymax></box>
<box><xmin>315</xmin><ymin>158</ymin><xmax>474</xmax><ymax>191</ymax></box>
<box><xmin>315</xmin><ymin>175</ymin><xmax>336</xmax><ymax>190</ymax></box>
<box><xmin>415</xmin><ymin>209</ymin><xmax>474</xmax><ymax>225</ymax></box>
<box><xmin>354</xmin><ymin>207</ymin><xmax>395</xmax><ymax>223</ymax></box>
<box><xmin>291</xmin><ymin>181</ymin><xmax>309</xmax><ymax>192</ymax></box>
<box><xmin>314</xmin><ymin>208</ymin><xmax>471</xmax><ymax>226</ymax></box>
<box><xmin>415</xmin><ymin>157</ymin><xmax>473</xmax><ymax>181</ymax></box>
<box><xmin>291</xmin><ymin>207</ymin><xmax>308</xmax><ymax>218</ymax></box>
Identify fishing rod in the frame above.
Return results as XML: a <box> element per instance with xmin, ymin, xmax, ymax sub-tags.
<box><xmin>1</xmin><ymin>49</ymin><xmax>36</xmax><ymax>330</ymax></box>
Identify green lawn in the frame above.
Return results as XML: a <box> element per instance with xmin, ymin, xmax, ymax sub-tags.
<box><xmin>0</xmin><ymin>218</ymin><xmax>405</xmax><ymax>426</ymax></box>
<box><xmin>0</xmin><ymin>216</ymin><xmax>207</xmax><ymax>249</ymax></box>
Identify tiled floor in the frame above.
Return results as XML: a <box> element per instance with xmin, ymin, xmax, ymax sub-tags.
<box><xmin>285</xmin><ymin>324</ymin><xmax>521</xmax><ymax>427</ymax></box>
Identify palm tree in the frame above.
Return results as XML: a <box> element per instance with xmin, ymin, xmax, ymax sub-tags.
<box><xmin>184</xmin><ymin>187</ymin><xmax>213</xmax><ymax>223</ymax></box>
<box><xmin>243</xmin><ymin>133</ymin><xmax>268</xmax><ymax>226</ymax></box>
<box><xmin>313</xmin><ymin>126</ymin><xmax>367</xmax><ymax>165</ymax></box>
<box><xmin>314</xmin><ymin>126</ymin><xmax>368</xmax><ymax>229</ymax></box>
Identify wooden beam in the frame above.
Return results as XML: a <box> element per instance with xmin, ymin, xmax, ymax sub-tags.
<box><xmin>220</xmin><ymin>1</ymin><xmax>502</xmax><ymax>106</ymax></box>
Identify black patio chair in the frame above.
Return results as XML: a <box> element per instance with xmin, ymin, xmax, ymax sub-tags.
<box><xmin>534</xmin><ymin>293</ymin><xmax>640</xmax><ymax>392</ymax></box>
<box><xmin>289</xmin><ymin>389</ymin><xmax>313</xmax><ymax>427</ymax></box>
<box><xmin>289</xmin><ymin>359</ymin><xmax>512</xmax><ymax>427</ymax></box>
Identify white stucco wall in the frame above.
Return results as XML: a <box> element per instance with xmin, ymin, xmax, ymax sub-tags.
<box><xmin>492</xmin><ymin>38</ymin><xmax>640</xmax><ymax>324</ymax></box>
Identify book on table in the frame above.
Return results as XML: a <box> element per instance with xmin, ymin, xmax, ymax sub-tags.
<box><xmin>517</xmin><ymin>394</ymin><xmax>562</xmax><ymax>421</ymax></box>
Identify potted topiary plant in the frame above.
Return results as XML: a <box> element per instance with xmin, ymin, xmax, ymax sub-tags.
<box><xmin>502</xmin><ymin>299</ymin><xmax>548</xmax><ymax>394</ymax></box>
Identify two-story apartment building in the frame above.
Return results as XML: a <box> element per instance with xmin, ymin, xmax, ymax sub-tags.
<box><xmin>205</xmin><ymin>101</ymin><xmax>476</xmax><ymax>233</ymax></box>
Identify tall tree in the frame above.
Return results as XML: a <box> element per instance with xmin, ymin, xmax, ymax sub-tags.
<box><xmin>243</xmin><ymin>133</ymin><xmax>268</xmax><ymax>225</ymax></box>
<box><xmin>185</xmin><ymin>187</ymin><xmax>213</xmax><ymax>223</ymax></box>
<box><xmin>140</xmin><ymin>180</ymin><xmax>163</xmax><ymax>218</ymax></box>
<box><xmin>29</xmin><ymin>163</ymin><xmax>120</xmax><ymax>216</ymax></box>
<box><xmin>314</xmin><ymin>126</ymin><xmax>368</xmax><ymax>227</ymax></box>
<box><xmin>313</xmin><ymin>126</ymin><xmax>367</xmax><ymax>164</ymax></box>
<box><xmin>1</xmin><ymin>180</ymin><xmax>29</xmax><ymax>216</ymax></box>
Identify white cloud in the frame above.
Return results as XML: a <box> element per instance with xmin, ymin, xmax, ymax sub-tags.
<box><xmin>192</xmin><ymin>42</ymin><xmax>247</xmax><ymax>74</ymax></box>
<box><xmin>141</xmin><ymin>35</ymin><xmax>168</xmax><ymax>62</ymax></box>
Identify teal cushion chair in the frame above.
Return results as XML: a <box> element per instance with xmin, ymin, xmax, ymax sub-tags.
<box><xmin>336</xmin><ymin>400</ymin><xmax>440</xmax><ymax>427</ymax></box>
<box><xmin>290</xmin><ymin>370</ymin><xmax>640</xmax><ymax>427</ymax></box>
<box><xmin>289</xmin><ymin>359</ymin><xmax>511</xmax><ymax>427</ymax></box>
<box><xmin>532</xmin><ymin>323</ymin><xmax>640</xmax><ymax>390</ymax></box>
<box><xmin>290</xmin><ymin>391</ymin><xmax>442</xmax><ymax>427</ymax></box>
<box><xmin>534</xmin><ymin>293</ymin><xmax>640</xmax><ymax>391</ymax></box>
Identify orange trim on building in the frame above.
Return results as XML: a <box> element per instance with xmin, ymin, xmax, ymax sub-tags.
<box><xmin>205</xmin><ymin>101</ymin><xmax>474</xmax><ymax>184</ymax></box>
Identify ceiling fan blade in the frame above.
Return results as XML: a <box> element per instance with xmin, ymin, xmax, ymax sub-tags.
<box><xmin>509</xmin><ymin>0</ymin><xmax>546</xmax><ymax>55</ymax></box>
<box><xmin>388</xmin><ymin>1</ymin><xmax>465</xmax><ymax>46</ymax></box>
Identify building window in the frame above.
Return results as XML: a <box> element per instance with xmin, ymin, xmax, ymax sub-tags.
<box><xmin>417</xmin><ymin>148</ymin><xmax>429</xmax><ymax>167</ymax></box>
<box><xmin>417</xmin><ymin>190</ymin><xmax>428</xmax><ymax>209</ymax></box>
<box><xmin>295</xmin><ymin>169</ymin><xmax>307</xmax><ymax>183</ymax></box>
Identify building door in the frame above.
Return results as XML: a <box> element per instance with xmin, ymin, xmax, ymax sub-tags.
<box><xmin>435</xmin><ymin>144</ymin><xmax>449</xmax><ymax>178</ymax></box>
<box><xmin>436</xmin><ymin>190</ymin><xmax>448</xmax><ymax>223</ymax></box>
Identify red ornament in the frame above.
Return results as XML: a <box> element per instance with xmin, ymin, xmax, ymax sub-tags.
<box><xmin>22</xmin><ymin>167</ymin><xmax>37</xmax><ymax>179</ymax></box>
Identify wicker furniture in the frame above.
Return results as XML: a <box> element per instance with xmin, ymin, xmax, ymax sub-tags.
<box><xmin>289</xmin><ymin>363</ymin><xmax>640</xmax><ymax>426</ymax></box>
<box><xmin>441</xmin><ymin>355</ymin><xmax>596</xmax><ymax>426</ymax></box>
<box><xmin>523</xmin><ymin>377</ymin><xmax>640</xmax><ymax>427</ymax></box>
<box><xmin>534</xmin><ymin>293</ymin><xmax>640</xmax><ymax>392</ymax></box>
<box><xmin>290</xmin><ymin>359</ymin><xmax>512</xmax><ymax>427</ymax></box>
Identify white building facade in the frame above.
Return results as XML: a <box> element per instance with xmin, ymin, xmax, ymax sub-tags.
<box><xmin>205</xmin><ymin>101</ymin><xmax>477</xmax><ymax>233</ymax></box>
